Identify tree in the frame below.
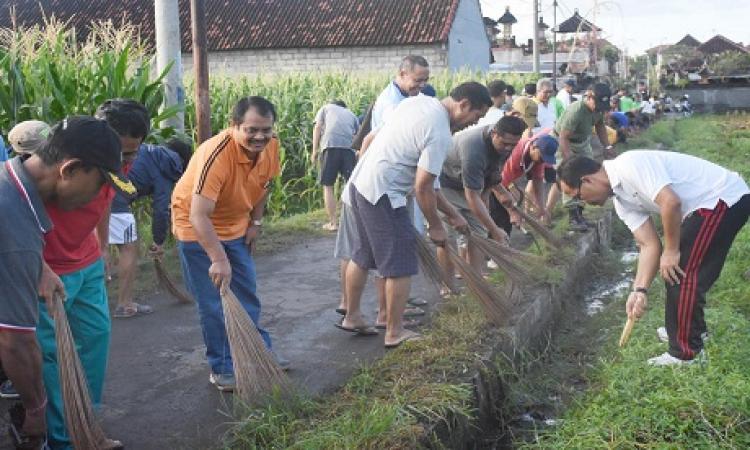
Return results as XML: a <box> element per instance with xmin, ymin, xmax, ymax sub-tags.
<box><xmin>709</xmin><ymin>51</ymin><xmax>750</xmax><ymax>76</ymax></box>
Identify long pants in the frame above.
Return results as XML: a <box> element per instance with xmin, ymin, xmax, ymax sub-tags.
<box><xmin>177</xmin><ymin>238</ymin><xmax>272</xmax><ymax>375</ymax></box>
<box><xmin>36</xmin><ymin>259</ymin><xmax>110</xmax><ymax>450</ymax></box>
<box><xmin>666</xmin><ymin>195</ymin><xmax>750</xmax><ymax>360</ymax></box>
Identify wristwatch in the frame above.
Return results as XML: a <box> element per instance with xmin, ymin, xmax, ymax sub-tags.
<box><xmin>633</xmin><ymin>287</ymin><xmax>648</xmax><ymax>294</ymax></box>
<box><xmin>252</xmin><ymin>219</ymin><xmax>263</xmax><ymax>227</ymax></box>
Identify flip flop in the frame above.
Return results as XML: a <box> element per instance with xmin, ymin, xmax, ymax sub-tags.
<box><xmin>407</xmin><ymin>297</ymin><xmax>428</xmax><ymax>306</ymax></box>
<box><xmin>375</xmin><ymin>318</ymin><xmax>421</xmax><ymax>330</ymax></box>
<box><xmin>113</xmin><ymin>303</ymin><xmax>154</xmax><ymax>318</ymax></box>
<box><xmin>403</xmin><ymin>306</ymin><xmax>425</xmax><ymax>317</ymax></box>
<box><xmin>385</xmin><ymin>331</ymin><xmax>423</xmax><ymax>349</ymax></box>
<box><xmin>334</xmin><ymin>321</ymin><xmax>379</xmax><ymax>336</ymax></box>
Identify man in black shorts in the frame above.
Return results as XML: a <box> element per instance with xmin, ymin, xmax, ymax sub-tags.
<box><xmin>311</xmin><ymin>100</ymin><xmax>360</xmax><ymax>230</ymax></box>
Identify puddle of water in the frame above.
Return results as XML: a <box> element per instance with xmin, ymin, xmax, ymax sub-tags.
<box><xmin>583</xmin><ymin>251</ymin><xmax>638</xmax><ymax>316</ymax></box>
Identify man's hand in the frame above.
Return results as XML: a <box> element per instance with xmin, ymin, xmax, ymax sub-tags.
<box><xmin>38</xmin><ymin>263</ymin><xmax>65</xmax><ymax>312</ymax></box>
<box><xmin>310</xmin><ymin>150</ymin><xmax>318</xmax><ymax>166</ymax></box>
<box><xmin>427</xmin><ymin>224</ymin><xmax>448</xmax><ymax>247</ymax></box>
<box><xmin>660</xmin><ymin>249</ymin><xmax>685</xmax><ymax>286</ymax></box>
<box><xmin>209</xmin><ymin>259</ymin><xmax>231</xmax><ymax>291</ymax></box>
<box><xmin>446</xmin><ymin>213</ymin><xmax>469</xmax><ymax>235</ymax></box>
<box><xmin>490</xmin><ymin>227</ymin><xmax>510</xmax><ymax>246</ymax></box>
<box><xmin>625</xmin><ymin>291</ymin><xmax>648</xmax><ymax>319</ymax></box>
<box><xmin>148</xmin><ymin>243</ymin><xmax>164</xmax><ymax>261</ymax></box>
<box><xmin>539</xmin><ymin>209</ymin><xmax>552</xmax><ymax>227</ymax></box>
<box><xmin>245</xmin><ymin>224</ymin><xmax>261</xmax><ymax>253</ymax></box>
<box><xmin>509</xmin><ymin>209</ymin><xmax>522</xmax><ymax>227</ymax></box>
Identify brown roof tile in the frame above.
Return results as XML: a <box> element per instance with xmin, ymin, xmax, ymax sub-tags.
<box><xmin>697</xmin><ymin>34</ymin><xmax>748</xmax><ymax>55</ymax></box>
<box><xmin>0</xmin><ymin>0</ymin><xmax>462</xmax><ymax>50</ymax></box>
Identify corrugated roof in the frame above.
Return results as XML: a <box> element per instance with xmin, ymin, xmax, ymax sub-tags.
<box><xmin>0</xmin><ymin>0</ymin><xmax>463</xmax><ymax>50</ymax></box>
<box><xmin>555</xmin><ymin>9</ymin><xmax>601</xmax><ymax>33</ymax></box>
<box><xmin>697</xmin><ymin>35</ymin><xmax>748</xmax><ymax>55</ymax></box>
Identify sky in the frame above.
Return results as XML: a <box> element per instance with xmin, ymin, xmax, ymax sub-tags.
<box><xmin>479</xmin><ymin>0</ymin><xmax>750</xmax><ymax>55</ymax></box>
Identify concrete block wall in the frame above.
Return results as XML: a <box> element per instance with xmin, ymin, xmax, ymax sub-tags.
<box><xmin>181</xmin><ymin>44</ymin><xmax>448</xmax><ymax>76</ymax></box>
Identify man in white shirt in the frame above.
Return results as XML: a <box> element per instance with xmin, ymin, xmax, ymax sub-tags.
<box><xmin>558</xmin><ymin>152</ymin><xmax>750</xmax><ymax>366</ymax></box>
<box><xmin>371</xmin><ymin>55</ymin><xmax>430</xmax><ymax>130</ymax></box>
<box><xmin>555</xmin><ymin>79</ymin><xmax>575</xmax><ymax>109</ymax></box>
<box><xmin>474</xmin><ymin>79</ymin><xmax>508</xmax><ymax>128</ymax></box>
<box><xmin>342</xmin><ymin>82</ymin><xmax>492</xmax><ymax>348</ymax></box>
<box><xmin>535</xmin><ymin>78</ymin><xmax>557</xmax><ymax>130</ymax></box>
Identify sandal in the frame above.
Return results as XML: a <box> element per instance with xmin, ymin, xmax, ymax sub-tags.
<box><xmin>113</xmin><ymin>303</ymin><xmax>154</xmax><ymax>318</ymax></box>
<box><xmin>385</xmin><ymin>331</ymin><xmax>423</xmax><ymax>349</ymax></box>
<box><xmin>375</xmin><ymin>318</ymin><xmax>421</xmax><ymax>329</ymax></box>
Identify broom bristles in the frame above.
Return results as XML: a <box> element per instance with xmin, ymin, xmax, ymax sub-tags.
<box><xmin>444</xmin><ymin>246</ymin><xmax>510</xmax><ymax>326</ymax></box>
<box><xmin>414</xmin><ymin>232</ymin><xmax>453</xmax><ymax>291</ymax></box>
<box><xmin>154</xmin><ymin>258</ymin><xmax>193</xmax><ymax>304</ymax></box>
<box><xmin>221</xmin><ymin>288</ymin><xmax>292</xmax><ymax>406</ymax></box>
<box><xmin>495</xmin><ymin>184</ymin><xmax>563</xmax><ymax>248</ymax></box>
<box><xmin>52</xmin><ymin>294</ymin><xmax>111</xmax><ymax>449</ymax></box>
<box><xmin>466</xmin><ymin>233</ymin><xmax>533</xmax><ymax>284</ymax></box>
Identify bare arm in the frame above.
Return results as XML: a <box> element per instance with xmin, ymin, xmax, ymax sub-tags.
<box><xmin>558</xmin><ymin>129</ymin><xmax>573</xmax><ymax>159</ymax></box>
<box><xmin>654</xmin><ymin>185</ymin><xmax>685</xmax><ymax>286</ymax></box>
<box><xmin>189</xmin><ymin>194</ymin><xmax>230</xmax><ymax>289</ymax></box>
<box><xmin>415</xmin><ymin>168</ymin><xmax>448</xmax><ymax>245</ymax></box>
<box><xmin>310</xmin><ymin>122</ymin><xmax>322</xmax><ymax>165</ymax></box>
<box><xmin>245</xmin><ymin>191</ymin><xmax>269</xmax><ymax>252</ymax></box>
<box><xmin>95</xmin><ymin>204</ymin><xmax>110</xmax><ymax>255</ymax></box>
<box><xmin>626</xmin><ymin>217</ymin><xmax>662</xmax><ymax>319</ymax></box>
<box><xmin>464</xmin><ymin>187</ymin><xmax>506</xmax><ymax>242</ymax></box>
<box><xmin>357</xmin><ymin>131</ymin><xmax>378</xmax><ymax>159</ymax></box>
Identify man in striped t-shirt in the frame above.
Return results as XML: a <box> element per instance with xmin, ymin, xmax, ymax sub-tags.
<box><xmin>171</xmin><ymin>96</ymin><xmax>283</xmax><ymax>392</ymax></box>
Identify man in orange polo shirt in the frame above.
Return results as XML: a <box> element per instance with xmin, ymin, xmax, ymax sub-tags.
<box><xmin>172</xmin><ymin>96</ymin><xmax>283</xmax><ymax>392</ymax></box>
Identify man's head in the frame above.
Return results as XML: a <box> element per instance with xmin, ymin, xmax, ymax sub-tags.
<box><xmin>165</xmin><ymin>138</ymin><xmax>194</xmax><ymax>174</ymax></box>
<box><xmin>8</xmin><ymin>120</ymin><xmax>51</xmax><ymax>155</ymax></box>
<box><xmin>230</xmin><ymin>96</ymin><xmax>277</xmax><ymax>154</ymax></box>
<box><xmin>557</xmin><ymin>155</ymin><xmax>610</xmax><ymax>206</ymax></box>
<box><xmin>331</xmin><ymin>99</ymin><xmax>347</xmax><ymax>108</ymax></box>
<box><xmin>510</xmin><ymin>97</ymin><xmax>538</xmax><ymax>130</ymax></box>
<box><xmin>563</xmin><ymin>79</ymin><xmax>575</xmax><ymax>93</ymax></box>
<box><xmin>445</xmin><ymin>82</ymin><xmax>492</xmax><ymax>132</ymax></box>
<box><xmin>490</xmin><ymin>116</ymin><xmax>526</xmax><ymax>155</ymax></box>
<box><xmin>35</xmin><ymin>116</ymin><xmax>135</xmax><ymax>209</ymax></box>
<box><xmin>583</xmin><ymin>83</ymin><xmax>612</xmax><ymax>113</ymax></box>
<box><xmin>535</xmin><ymin>78</ymin><xmax>554</xmax><ymax>104</ymax></box>
<box><xmin>395</xmin><ymin>55</ymin><xmax>430</xmax><ymax>96</ymax></box>
<box><xmin>95</xmin><ymin>99</ymin><xmax>150</xmax><ymax>164</ymax></box>
<box><xmin>524</xmin><ymin>83</ymin><xmax>537</xmax><ymax>97</ymax></box>
<box><xmin>487</xmin><ymin>80</ymin><xmax>507</xmax><ymax>108</ymax></box>
<box><xmin>529</xmin><ymin>134</ymin><xmax>558</xmax><ymax>165</ymax></box>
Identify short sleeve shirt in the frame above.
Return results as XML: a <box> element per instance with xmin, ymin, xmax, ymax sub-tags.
<box><xmin>440</xmin><ymin>124</ymin><xmax>504</xmax><ymax>192</ymax></box>
<box><xmin>371</xmin><ymin>81</ymin><xmax>408</xmax><ymax>130</ymax></box>
<box><xmin>171</xmin><ymin>130</ymin><xmax>281</xmax><ymax>241</ymax></box>
<box><xmin>603</xmin><ymin>150</ymin><xmax>750</xmax><ymax>232</ymax></box>
<box><xmin>554</xmin><ymin>100</ymin><xmax>603</xmax><ymax>144</ymax></box>
<box><xmin>314</xmin><ymin>104</ymin><xmax>360</xmax><ymax>151</ymax></box>
<box><xmin>501</xmin><ymin>129</ymin><xmax>551</xmax><ymax>187</ymax></box>
<box><xmin>351</xmin><ymin>96</ymin><xmax>452</xmax><ymax>208</ymax></box>
<box><xmin>535</xmin><ymin>100</ymin><xmax>557</xmax><ymax>129</ymax></box>
<box><xmin>0</xmin><ymin>158</ymin><xmax>53</xmax><ymax>330</ymax></box>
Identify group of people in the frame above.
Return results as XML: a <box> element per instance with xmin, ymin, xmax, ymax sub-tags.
<box><xmin>0</xmin><ymin>53</ymin><xmax>748</xmax><ymax>449</ymax></box>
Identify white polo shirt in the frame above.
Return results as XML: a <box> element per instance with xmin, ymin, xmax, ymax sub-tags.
<box><xmin>536</xmin><ymin>100</ymin><xmax>557</xmax><ymax>129</ymax></box>
<box><xmin>350</xmin><ymin>96</ymin><xmax>451</xmax><ymax>209</ymax></box>
<box><xmin>371</xmin><ymin>81</ymin><xmax>408</xmax><ymax>131</ymax></box>
<box><xmin>602</xmin><ymin>150</ymin><xmax>749</xmax><ymax>232</ymax></box>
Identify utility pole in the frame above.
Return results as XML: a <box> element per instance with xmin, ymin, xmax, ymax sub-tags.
<box><xmin>190</xmin><ymin>0</ymin><xmax>211</xmax><ymax>144</ymax></box>
<box><xmin>532</xmin><ymin>0</ymin><xmax>540</xmax><ymax>74</ymax></box>
<box><xmin>155</xmin><ymin>0</ymin><xmax>184</xmax><ymax>132</ymax></box>
<box><xmin>552</xmin><ymin>0</ymin><xmax>558</xmax><ymax>87</ymax></box>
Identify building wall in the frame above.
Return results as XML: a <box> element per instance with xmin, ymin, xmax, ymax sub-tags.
<box><xmin>446</xmin><ymin>0</ymin><xmax>490</xmax><ymax>71</ymax></box>
<box><xmin>181</xmin><ymin>44</ymin><xmax>448</xmax><ymax>76</ymax></box>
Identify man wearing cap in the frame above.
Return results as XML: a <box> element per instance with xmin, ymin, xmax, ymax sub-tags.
<box><xmin>35</xmin><ymin>117</ymin><xmax>135</xmax><ymax>450</ymax></box>
<box><xmin>8</xmin><ymin>121</ymin><xmax>52</xmax><ymax>156</ymax></box>
<box><xmin>439</xmin><ymin>116</ymin><xmax>527</xmax><ymax>275</ymax></box>
<box><xmin>509</xmin><ymin>97</ymin><xmax>538</xmax><ymax>138</ymax></box>
<box><xmin>558</xmin><ymin>152</ymin><xmax>749</xmax><ymax>366</ymax></box>
<box><xmin>549</xmin><ymin>83</ymin><xmax>614</xmax><ymax>231</ymax></box>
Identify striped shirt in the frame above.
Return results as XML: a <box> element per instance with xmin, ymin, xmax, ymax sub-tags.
<box><xmin>171</xmin><ymin>130</ymin><xmax>281</xmax><ymax>241</ymax></box>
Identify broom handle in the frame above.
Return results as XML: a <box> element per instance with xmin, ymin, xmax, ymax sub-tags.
<box><xmin>619</xmin><ymin>317</ymin><xmax>636</xmax><ymax>347</ymax></box>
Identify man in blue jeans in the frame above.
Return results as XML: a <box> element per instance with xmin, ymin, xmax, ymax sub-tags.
<box><xmin>171</xmin><ymin>96</ymin><xmax>287</xmax><ymax>392</ymax></box>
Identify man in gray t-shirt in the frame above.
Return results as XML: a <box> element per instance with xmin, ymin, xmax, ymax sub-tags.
<box><xmin>311</xmin><ymin>101</ymin><xmax>360</xmax><ymax>230</ymax></box>
<box><xmin>439</xmin><ymin>116</ymin><xmax>527</xmax><ymax>274</ymax></box>
<box><xmin>0</xmin><ymin>116</ymin><xmax>129</xmax><ymax>445</ymax></box>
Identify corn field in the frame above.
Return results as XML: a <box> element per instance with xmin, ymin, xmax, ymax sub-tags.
<box><xmin>0</xmin><ymin>21</ymin><xmax>538</xmax><ymax>219</ymax></box>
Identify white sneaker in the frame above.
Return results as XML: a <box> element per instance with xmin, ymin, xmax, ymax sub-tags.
<box><xmin>487</xmin><ymin>259</ymin><xmax>498</xmax><ymax>270</ymax></box>
<box><xmin>657</xmin><ymin>327</ymin><xmax>668</xmax><ymax>343</ymax></box>
<box><xmin>647</xmin><ymin>351</ymin><xmax>703</xmax><ymax>367</ymax></box>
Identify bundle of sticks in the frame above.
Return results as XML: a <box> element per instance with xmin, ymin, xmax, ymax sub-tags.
<box><xmin>495</xmin><ymin>184</ymin><xmax>563</xmax><ymax>249</ymax></box>
<box><xmin>154</xmin><ymin>258</ymin><xmax>193</xmax><ymax>304</ymax></box>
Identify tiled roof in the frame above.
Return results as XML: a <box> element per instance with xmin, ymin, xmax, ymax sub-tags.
<box><xmin>675</xmin><ymin>34</ymin><xmax>701</xmax><ymax>47</ymax></box>
<box><xmin>697</xmin><ymin>35</ymin><xmax>748</xmax><ymax>55</ymax></box>
<box><xmin>555</xmin><ymin>9</ymin><xmax>601</xmax><ymax>33</ymax></box>
<box><xmin>497</xmin><ymin>6</ymin><xmax>517</xmax><ymax>24</ymax></box>
<box><xmin>0</xmin><ymin>0</ymin><xmax>463</xmax><ymax>50</ymax></box>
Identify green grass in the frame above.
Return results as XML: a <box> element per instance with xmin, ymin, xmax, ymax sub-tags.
<box><xmin>515</xmin><ymin>115</ymin><xmax>750</xmax><ymax>449</ymax></box>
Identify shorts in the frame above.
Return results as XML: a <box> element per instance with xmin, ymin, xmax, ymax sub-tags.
<box><xmin>334</xmin><ymin>202</ymin><xmax>357</xmax><ymax>260</ymax></box>
<box><xmin>319</xmin><ymin>148</ymin><xmax>356</xmax><ymax>186</ymax></box>
<box><xmin>350</xmin><ymin>187</ymin><xmax>417</xmax><ymax>278</ymax></box>
<box><xmin>109</xmin><ymin>213</ymin><xmax>138</xmax><ymax>245</ymax></box>
<box><xmin>489</xmin><ymin>194</ymin><xmax>513</xmax><ymax>236</ymax></box>
<box><xmin>440</xmin><ymin>187</ymin><xmax>486</xmax><ymax>248</ymax></box>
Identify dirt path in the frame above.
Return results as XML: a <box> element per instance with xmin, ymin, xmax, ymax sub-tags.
<box><xmin>0</xmin><ymin>234</ymin><xmax>437</xmax><ymax>450</ymax></box>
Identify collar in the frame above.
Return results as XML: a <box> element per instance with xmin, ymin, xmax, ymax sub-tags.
<box><xmin>392</xmin><ymin>80</ymin><xmax>410</xmax><ymax>98</ymax></box>
<box><xmin>7</xmin><ymin>157</ymin><xmax>53</xmax><ymax>233</ymax></box>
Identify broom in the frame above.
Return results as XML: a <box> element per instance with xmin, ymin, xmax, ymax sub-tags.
<box><xmin>495</xmin><ymin>184</ymin><xmax>563</xmax><ymax>248</ymax></box>
<box><xmin>465</xmin><ymin>233</ymin><xmax>535</xmax><ymax>284</ymax></box>
<box><xmin>52</xmin><ymin>294</ymin><xmax>120</xmax><ymax>449</ymax></box>
<box><xmin>414</xmin><ymin>230</ymin><xmax>453</xmax><ymax>292</ymax></box>
<box><xmin>220</xmin><ymin>288</ymin><xmax>292</xmax><ymax>406</ymax></box>
<box><xmin>154</xmin><ymin>258</ymin><xmax>193</xmax><ymax>304</ymax></box>
<box><xmin>619</xmin><ymin>317</ymin><xmax>636</xmax><ymax>347</ymax></box>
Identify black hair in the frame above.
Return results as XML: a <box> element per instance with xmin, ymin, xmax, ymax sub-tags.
<box><xmin>331</xmin><ymin>100</ymin><xmax>347</xmax><ymax>108</ymax></box>
<box><xmin>231</xmin><ymin>96</ymin><xmax>277</xmax><ymax>125</ymax></box>
<box><xmin>94</xmin><ymin>98</ymin><xmax>150</xmax><ymax>139</ymax></box>
<box><xmin>524</xmin><ymin>83</ymin><xmax>537</xmax><ymax>96</ymax></box>
<box><xmin>487</xmin><ymin>80</ymin><xmax>507</xmax><ymax>98</ymax></box>
<box><xmin>557</xmin><ymin>155</ymin><xmax>602</xmax><ymax>188</ymax></box>
<box><xmin>165</xmin><ymin>138</ymin><xmax>193</xmax><ymax>173</ymax></box>
<box><xmin>493</xmin><ymin>115</ymin><xmax>527</xmax><ymax>137</ymax></box>
<box><xmin>399</xmin><ymin>55</ymin><xmax>429</xmax><ymax>72</ymax></box>
<box><xmin>449</xmin><ymin>82</ymin><xmax>492</xmax><ymax>110</ymax></box>
<box><xmin>505</xmin><ymin>85</ymin><xmax>516</xmax><ymax>96</ymax></box>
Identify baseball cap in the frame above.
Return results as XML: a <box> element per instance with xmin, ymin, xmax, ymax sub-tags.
<box><xmin>592</xmin><ymin>83</ymin><xmax>612</xmax><ymax>112</ymax></box>
<box><xmin>511</xmin><ymin>97</ymin><xmax>539</xmax><ymax>130</ymax></box>
<box><xmin>49</xmin><ymin>116</ymin><xmax>137</xmax><ymax>200</ymax></box>
<box><xmin>8</xmin><ymin>120</ymin><xmax>51</xmax><ymax>155</ymax></box>
<box><xmin>564</xmin><ymin>79</ymin><xmax>576</xmax><ymax>88</ymax></box>
<box><xmin>534</xmin><ymin>134</ymin><xmax>558</xmax><ymax>165</ymax></box>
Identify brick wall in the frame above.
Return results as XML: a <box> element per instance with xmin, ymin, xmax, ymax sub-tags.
<box><xmin>182</xmin><ymin>44</ymin><xmax>448</xmax><ymax>75</ymax></box>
